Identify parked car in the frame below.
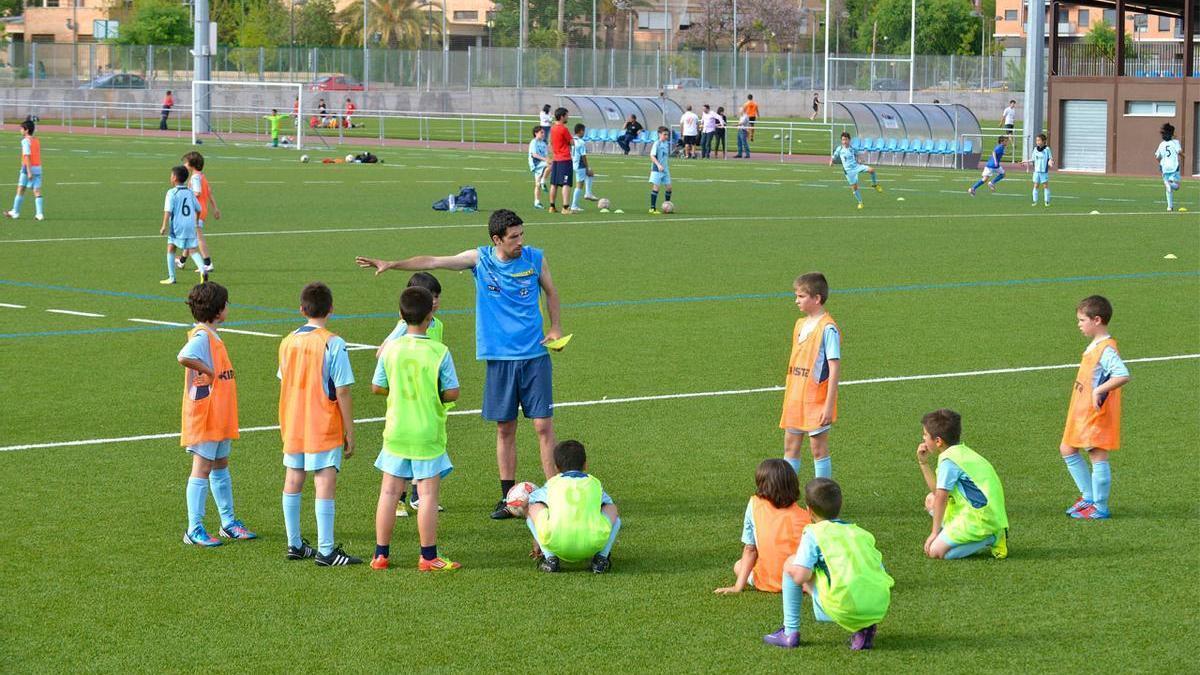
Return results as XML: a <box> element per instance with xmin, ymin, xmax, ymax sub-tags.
<box><xmin>310</xmin><ymin>74</ymin><xmax>364</xmax><ymax>92</ymax></box>
<box><xmin>872</xmin><ymin>78</ymin><xmax>908</xmax><ymax>91</ymax></box>
<box><xmin>665</xmin><ymin>77</ymin><xmax>712</xmax><ymax>90</ymax></box>
<box><xmin>81</xmin><ymin>73</ymin><xmax>148</xmax><ymax>89</ymax></box>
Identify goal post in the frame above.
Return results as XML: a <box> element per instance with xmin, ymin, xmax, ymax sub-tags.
<box><xmin>191</xmin><ymin>80</ymin><xmax>304</xmax><ymax>149</ymax></box>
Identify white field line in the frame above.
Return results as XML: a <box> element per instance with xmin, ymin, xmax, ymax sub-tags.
<box><xmin>217</xmin><ymin>328</ymin><xmax>281</xmax><ymax>337</ymax></box>
<box><xmin>344</xmin><ymin>342</ymin><xmax>380</xmax><ymax>352</ymax></box>
<box><xmin>0</xmin><ymin>303</ymin><xmax>25</xmax><ymax>309</ymax></box>
<box><xmin>129</xmin><ymin>318</ymin><xmax>189</xmax><ymax>327</ymax></box>
<box><xmin>2</xmin><ymin>353</ymin><xmax>1195</xmax><ymax>453</ymax></box>
<box><xmin>0</xmin><ymin>210</ymin><xmax>1182</xmax><ymax>246</ymax></box>
<box><xmin>45</xmin><ymin>309</ymin><xmax>105</xmax><ymax>317</ymax></box>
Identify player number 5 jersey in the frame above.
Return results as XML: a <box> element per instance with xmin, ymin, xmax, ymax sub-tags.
<box><xmin>1156</xmin><ymin>139</ymin><xmax>1182</xmax><ymax>173</ymax></box>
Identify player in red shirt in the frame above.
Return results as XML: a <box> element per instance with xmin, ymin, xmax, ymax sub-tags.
<box><xmin>547</xmin><ymin>108</ymin><xmax>573</xmax><ymax>214</ymax></box>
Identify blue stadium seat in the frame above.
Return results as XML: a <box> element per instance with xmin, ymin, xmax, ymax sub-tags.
<box><xmin>882</xmin><ymin>138</ymin><xmax>899</xmax><ymax>162</ymax></box>
<box><xmin>851</xmin><ymin>137</ymin><xmax>865</xmax><ymax>153</ymax></box>
<box><xmin>904</xmin><ymin>138</ymin><xmax>922</xmax><ymax>165</ymax></box>
<box><xmin>919</xmin><ymin>139</ymin><xmax>935</xmax><ymax>165</ymax></box>
<box><xmin>962</xmin><ymin>138</ymin><xmax>974</xmax><ymax>156</ymax></box>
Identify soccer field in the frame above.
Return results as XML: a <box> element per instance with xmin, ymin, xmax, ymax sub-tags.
<box><xmin>1</xmin><ymin>133</ymin><xmax>1197</xmax><ymax>671</ymax></box>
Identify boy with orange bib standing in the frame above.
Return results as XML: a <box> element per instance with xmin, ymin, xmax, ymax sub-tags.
<box><xmin>1060</xmin><ymin>295</ymin><xmax>1130</xmax><ymax>520</ymax></box>
<box><xmin>715</xmin><ymin>459</ymin><xmax>811</xmax><ymax>594</ymax></box>
<box><xmin>278</xmin><ymin>282</ymin><xmax>360</xmax><ymax>566</ymax></box>
<box><xmin>779</xmin><ymin>272</ymin><xmax>841</xmax><ymax>479</ymax></box>
<box><xmin>177</xmin><ymin>282</ymin><xmax>256</xmax><ymax>546</ymax></box>
<box><xmin>179</xmin><ymin>152</ymin><xmax>219</xmax><ymax>274</ymax></box>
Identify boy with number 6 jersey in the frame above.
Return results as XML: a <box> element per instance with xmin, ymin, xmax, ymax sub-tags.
<box><xmin>160</xmin><ymin>166</ymin><xmax>205</xmax><ymax>285</ymax></box>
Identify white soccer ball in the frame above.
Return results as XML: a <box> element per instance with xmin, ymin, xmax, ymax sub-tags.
<box><xmin>300</xmin><ymin>154</ymin><xmax>309</xmax><ymax>163</ymax></box>
<box><xmin>345</xmin><ymin>153</ymin><xmax>356</xmax><ymax>163</ymax></box>
<box><xmin>661</xmin><ymin>200</ymin><xmax>674</xmax><ymax>214</ymax></box>
<box><xmin>505</xmin><ymin>481</ymin><xmax>539</xmax><ymax>517</ymax></box>
<box><xmin>597</xmin><ymin>198</ymin><xmax>611</xmax><ymax>210</ymax></box>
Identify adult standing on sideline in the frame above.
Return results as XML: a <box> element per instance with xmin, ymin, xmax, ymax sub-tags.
<box><xmin>355</xmin><ymin>209</ymin><xmax>564</xmax><ymax>521</ymax></box>
<box><xmin>700</xmin><ymin>105</ymin><xmax>718</xmax><ymax>159</ymax></box>
<box><xmin>617</xmin><ymin>114</ymin><xmax>644</xmax><ymax>155</ymax></box>
<box><xmin>742</xmin><ymin>94</ymin><xmax>759</xmax><ymax>141</ymax></box>
<box><xmin>735</xmin><ymin>108</ymin><xmax>751</xmax><ymax>158</ymax></box>
<box><xmin>539</xmin><ymin>104</ymin><xmax>553</xmax><ymax>139</ymax></box>
<box><xmin>680</xmin><ymin>105</ymin><xmax>700</xmax><ymax>159</ymax></box>
<box><xmin>715</xmin><ymin>106</ymin><xmax>728</xmax><ymax>159</ymax></box>
<box><xmin>160</xmin><ymin>90</ymin><xmax>174</xmax><ymax>131</ymax></box>
<box><xmin>547</xmin><ymin>108</ymin><xmax>574</xmax><ymax>214</ymax></box>
<box><xmin>1001</xmin><ymin>100</ymin><xmax>1017</xmax><ymax>154</ymax></box>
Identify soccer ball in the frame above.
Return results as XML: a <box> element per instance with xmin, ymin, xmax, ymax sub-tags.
<box><xmin>345</xmin><ymin>154</ymin><xmax>356</xmax><ymax>163</ymax></box>
<box><xmin>661</xmin><ymin>200</ymin><xmax>674</xmax><ymax>214</ymax></box>
<box><xmin>597</xmin><ymin>198</ymin><xmax>610</xmax><ymax>210</ymax></box>
<box><xmin>300</xmin><ymin>154</ymin><xmax>309</xmax><ymax>163</ymax></box>
<box><xmin>505</xmin><ymin>481</ymin><xmax>539</xmax><ymax>517</ymax></box>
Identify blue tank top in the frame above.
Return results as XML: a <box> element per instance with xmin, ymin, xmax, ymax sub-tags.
<box><xmin>472</xmin><ymin>245</ymin><xmax>547</xmax><ymax>360</ymax></box>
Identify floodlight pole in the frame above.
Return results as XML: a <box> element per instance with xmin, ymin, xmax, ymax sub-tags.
<box><xmin>1023</xmin><ymin>0</ymin><xmax>1046</xmax><ymax>162</ymax></box>
<box><xmin>363</xmin><ymin>0</ymin><xmax>369</xmax><ymax>91</ymax></box>
<box><xmin>908</xmin><ymin>0</ymin><xmax>915</xmax><ymax>103</ymax></box>
<box><xmin>822</xmin><ymin>0</ymin><xmax>830</xmax><ymax>122</ymax></box>
<box><xmin>193</xmin><ymin>0</ymin><xmax>211</xmax><ymax>134</ymax></box>
<box><xmin>732</xmin><ymin>0</ymin><xmax>738</xmax><ymax>103</ymax></box>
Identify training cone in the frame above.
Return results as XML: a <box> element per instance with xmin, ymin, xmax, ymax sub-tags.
<box><xmin>1089</xmin><ymin>210</ymin><xmax>1101</xmax><ymax>215</ymax></box>
<box><xmin>1164</xmin><ymin>253</ymin><xmax>1178</xmax><ymax>259</ymax></box>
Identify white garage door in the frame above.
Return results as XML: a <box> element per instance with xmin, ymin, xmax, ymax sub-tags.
<box><xmin>1061</xmin><ymin>100</ymin><xmax>1108</xmax><ymax>172</ymax></box>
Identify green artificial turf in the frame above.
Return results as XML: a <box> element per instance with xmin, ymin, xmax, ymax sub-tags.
<box><xmin>0</xmin><ymin>133</ymin><xmax>1197</xmax><ymax>671</ymax></box>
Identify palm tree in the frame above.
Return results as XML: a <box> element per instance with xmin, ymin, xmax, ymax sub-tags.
<box><xmin>336</xmin><ymin>0</ymin><xmax>441</xmax><ymax>49</ymax></box>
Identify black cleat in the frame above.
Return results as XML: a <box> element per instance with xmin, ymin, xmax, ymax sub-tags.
<box><xmin>490</xmin><ymin>499</ymin><xmax>514</xmax><ymax>520</ymax></box>
<box><xmin>315</xmin><ymin>545</ymin><xmax>362</xmax><ymax>567</ymax></box>
<box><xmin>591</xmin><ymin>553</ymin><xmax>611</xmax><ymax>574</ymax></box>
<box><xmin>538</xmin><ymin>555</ymin><xmax>561</xmax><ymax>573</ymax></box>
<box><xmin>286</xmin><ymin>538</ymin><xmax>317</xmax><ymax>560</ymax></box>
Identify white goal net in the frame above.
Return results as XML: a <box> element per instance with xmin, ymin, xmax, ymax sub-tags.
<box><xmin>191</xmin><ymin>80</ymin><xmax>307</xmax><ymax>149</ymax></box>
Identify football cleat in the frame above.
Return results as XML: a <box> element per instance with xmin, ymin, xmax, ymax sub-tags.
<box><xmin>763</xmin><ymin>627</ymin><xmax>799</xmax><ymax>649</ymax></box>
<box><xmin>315</xmin><ymin>545</ymin><xmax>362</xmax><ymax>567</ymax></box>
<box><xmin>286</xmin><ymin>539</ymin><xmax>317</xmax><ymax>560</ymax></box>
<box><xmin>183</xmin><ymin>524</ymin><xmax>222</xmax><ymax>547</ymax></box>
<box><xmin>370</xmin><ymin>555</ymin><xmax>389</xmax><ymax>570</ymax></box>
<box><xmin>219</xmin><ymin>520</ymin><xmax>257</xmax><ymax>540</ymax></box>
<box><xmin>418</xmin><ymin>555</ymin><xmax>461</xmax><ymax>572</ymax></box>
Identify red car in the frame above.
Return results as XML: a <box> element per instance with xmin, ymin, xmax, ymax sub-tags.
<box><xmin>310</xmin><ymin>75</ymin><xmax>364</xmax><ymax>92</ymax></box>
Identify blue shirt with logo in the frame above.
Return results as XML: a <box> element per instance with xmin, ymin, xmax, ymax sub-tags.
<box><xmin>472</xmin><ymin>245</ymin><xmax>547</xmax><ymax>361</ymax></box>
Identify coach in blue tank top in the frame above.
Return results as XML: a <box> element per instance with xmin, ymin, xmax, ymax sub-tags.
<box><xmin>356</xmin><ymin>209</ymin><xmax>565</xmax><ymax>520</ymax></box>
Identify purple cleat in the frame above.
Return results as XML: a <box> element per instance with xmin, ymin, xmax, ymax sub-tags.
<box><xmin>763</xmin><ymin>627</ymin><xmax>800</xmax><ymax>649</ymax></box>
<box><xmin>850</xmin><ymin>624</ymin><xmax>877</xmax><ymax>651</ymax></box>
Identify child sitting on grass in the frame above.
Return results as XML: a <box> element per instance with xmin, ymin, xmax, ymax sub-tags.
<box><xmin>715</xmin><ymin>459</ymin><xmax>811</xmax><ymax>594</ymax></box>
<box><xmin>527</xmin><ymin>440</ymin><xmax>620</xmax><ymax>574</ymax></box>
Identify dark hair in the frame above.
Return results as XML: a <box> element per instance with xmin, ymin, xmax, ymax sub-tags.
<box><xmin>542</xmin><ymin>104</ymin><xmax>551</xmax><ymax>113</ymax></box>
<box><xmin>400</xmin><ymin>286</ymin><xmax>434</xmax><ymax>325</ymax></box>
<box><xmin>1036</xmin><ymin>133</ymin><xmax>1048</xmax><ymax>143</ymax></box>
<box><xmin>182</xmin><ymin>151</ymin><xmax>204</xmax><ymax>171</ymax></box>
<box><xmin>553</xmin><ymin>439</ymin><xmax>587</xmax><ymax>472</ymax></box>
<box><xmin>574</xmin><ymin>123</ymin><xmax>586</xmax><ymax>134</ymax></box>
<box><xmin>755</xmin><ymin>459</ymin><xmax>800</xmax><ymax>509</ymax></box>
<box><xmin>300</xmin><ymin>281</ymin><xmax>333</xmax><ymax>318</ymax></box>
<box><xmin>166</xmin><ymin>90</ymin><xmax>172</xmax><ymax>95</ymax></box>
<box><xmin>20</xmin><ymin>119</ymin><xmax>35</xmax><ymax>135</ymax></box>
<box><xmin>717</xmin><ymin>106</ymin><xmax>724</xmax><ymax>114</ymax></box>
<box><xmin>554</xmin><ymin>106</ymin><xmax>568</xmax><ymax>121</ymax></box>
<box><xmin>794</xmin><ymin>272</ymin><xmax>829</xmax><ymax>304</ymax></box>
<box><xmin>703</xmin><ymin>104</ymin><xmax>710</xmax><ymax>110</ymax></box>
<box><xmin>686</xmin><ymin>104</ymin><xmax>692</xmax><ymax>111</ymax></box>
<box><xmin>747</xmin><ymin>94</ymin><xmax>754</xmax><ymax>100</ymax></box>
<box><xmin>841</xmin><ymin>131</ymin><xmax>851</xmax><ymax>140</ymax></box>
<box><xmin>805</xmin><ymin>478</ymin><xmax>841</xmax><ymax>520</ymax></box>
<box><xmin>1009</xmin><ymin>99</ymin><xmax>1016</xmax><ymax>104</ymax></box>
<box><xmin>171</xmin><ymin>165</ymin><xmax>189</xmax><ymax>184</ymax></box>
<box><xmin>998</xmin><ymin>135</ymin><xmax>1008</xmax><ymax>144</ymax></box>
<box><xmin>488</xmin><ymin>209</ymin><xmax>524</xmax><ymax>241</ymax></box>
<box><xmin>407</xmin><ymin>272</ymin><xmax>442</xmax><ymax>296</ymax></box>
<box><xmin>1161</xmin><ymin>123</ymin><xmax>1175</xmax><ymax>141</ymax></box>
<box><xmin>186</xmin><ymin>281</ymin><xmax>229</xmax><ymax>323</ymax></box>
<box><xmin>1078</xmin><ymin>295</ymin><xmax>1113</xmax><ymax>324</ymax></box>
<box><xmin>922</xmin><ymin>408</ymin><xmax>962</xmax><ymax>446</ymax></box>
<box><xmin>657</xmin><ymin>125</ymin><xmax>670</xmax><ymax>134</ymax></box>
<box><xmin>532</xmin><ymin>125</ymin><xmax>544</xmax><ymax>137</ymax></box>
<box><xmin>631</xmin><ymin>114</ymin><xmax>637</xmax><ymax>120</ymax></box>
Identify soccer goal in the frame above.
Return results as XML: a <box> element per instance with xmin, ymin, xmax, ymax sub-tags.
<box><xmin>191</xmin><ymin>80</ymin><xmax>309</xmax><ymax>149</ymax></box>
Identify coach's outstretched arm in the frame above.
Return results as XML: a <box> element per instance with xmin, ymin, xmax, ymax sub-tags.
<box><xmin>355</xmin><ymin>249</ymin><xmax>479</xmax><ymax>275</ymax></box>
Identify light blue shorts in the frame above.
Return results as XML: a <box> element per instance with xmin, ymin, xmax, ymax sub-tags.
<box><xmin>650</xmin><ymin>170</ymin><xmax>671</xmax><ymax>186</ymax></box>
<box><xmin>1032</xmin><ymin>171</ymin><xmax>1049</xmax><ymax>184</ymax></box>
<box><xmin>17</xmin><ymin>168</ymin><xmax>42</xmax><ymax>189</ymax></box>
<box><xmin>374</xmin><ymin>449</ymin><xmax>453</xmax><ymax>480</ymax></box>
<box><xmin>169</xmin><ymin>236</ymin><xmax>199</xmax><ymax>250</ymax></box>
<box><xmin>1163</xmin><ymin>170</ymin><xmax>1181</xmax><ymax>185</ymax></box>
<box><xmin>283</xmin><ymin>447</ymin><xmax>343</xmax><ymax>472</ymax></box>
<box><xmin>786</xmin><ymin>425</ymin><xmax>831</xmax><ymax>437</ymax></box>
<box><xmin>187</xmin><ymin>439</ymin><xmax>232</xmax><ymax>461</ymax></box>
<box><xmin>844</xmin><ymin>165</ymin><xmax>871</xmax><ymax>185</ymax></box>
<box><xmin>531</xmin><ymin>164</ymin><xmax>546</xmax><ymax>178</ymax></box>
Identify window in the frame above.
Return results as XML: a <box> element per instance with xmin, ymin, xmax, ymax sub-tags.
<box><xmin>1077</xmin><ymin>9</ymin><xmax>1089</xmax><ymax>28</ymax></box>
<box><xmin>638</xmin><ymin>11</ymin><xmax>671</xmax><ymax>30</ymax></box>
<box><xmin>44</xmin><ymin>0</ymin><xmax>59</xmax><ymax>6</ymax></box>
<box><xmin>1158</xmin><ymin>16</ymin><xmax>1172</xmax><ymax>32</ymax></box>
<box><xmin>1004</xmin><ymin>9</ymin><xmax>1017</xmax><ymax>21</ymax></box>
<box><xmin>1133</xmin><ymin>14</ymin><xmax>1147</xmax><ymax>33</ymax></box>
<box><xmin>1103</xmin><ymin>9</ymin><xmax>1116</xmax><ymax>25</ymax></box>
<box><xmin>1125</xmin><ymin>100</ymin><xmax>1176</xmax><ymax>117</ymax></box>
<box><xmin>452</xmin><ymin>10</ymin><xmax>478</xmax><ymax>21</ymax></box>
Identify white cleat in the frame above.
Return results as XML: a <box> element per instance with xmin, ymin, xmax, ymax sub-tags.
<box><xmin>3</xmin><ymin>210</ymin><xmax>17</xmax><ymax>219</ymax></box>
<box><xmin>34</xmin><ymin>213</ymin><xmax>44</xmax><ymax>221</ymax></box>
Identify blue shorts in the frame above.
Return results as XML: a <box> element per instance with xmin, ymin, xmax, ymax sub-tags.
<box><xmin>187</xmin><ymin>439</ymin><xmax>232</xmax><ymax>461</ymax></box>
<box><xmin>650</xmin><ymin>170</ymin><xmax>671</xmax><ymax>186</ymax></box>
<box><xmin>483</xmin><ymin>354</ymin><xmax>553</xmax><ymax>422</ymax></box>
<box><xmin>17</xmin><ymin>168</ymin><xmax>42</xmax><ymax>189</ymax></box>
<box><xmin>169</xmin><ymin>236</ymin><xmax>199</xmax><ymax>250</ymax></box>
<box><xmin>844</xmin><ymin>165</ymin><xmax>871</xmax><ymax>185</ymax></box>
<box><xmin>1163</xmin><ymin>170</ymin><xmax>1181</xmax><ymax>185</ymax></box>
<box><xmin>283</xmin><ymin>447</ymin><xmax>343</xmax><ymax>472</ymax></box>
<box><xmin>374</xmin><ymin>449</ymin><xmax>454</xmax><ymax>480</ymax></box>
<box><xmin>786</xmin><ymin>425</ymin><xmax>831</xmax><ymax>437</ymax></box>
<box><xmin>550</xmin><ymin>160</ymin><xmax>573</xmax><ymax>187</ymax></box>
<box><xmin>574</xmin><ymin>168</ymin><xmax>589</xmax><ymax>182</ymax></box>
<box><xmin>1032</xmin><ymin>171</ymin><xmax>1049</xmax><ymax>184</ymax></box>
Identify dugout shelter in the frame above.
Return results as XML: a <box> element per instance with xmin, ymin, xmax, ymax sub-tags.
<box><xmin>830</xmin><ymin>102</ymin><xmax>983</xmax><ymax>168</ymax></box>
<box><xmin>560</xmin><ymin>95</ymin><xmax>684</xmax><ymax>154</ymax></box>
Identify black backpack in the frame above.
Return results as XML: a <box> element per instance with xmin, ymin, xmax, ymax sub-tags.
<box><xmin>432</xmin><ymin>185</ymin><xmax>478</xmax><ymax>212</ymax></box>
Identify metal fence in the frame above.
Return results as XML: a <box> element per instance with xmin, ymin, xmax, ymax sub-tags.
<box><xmin>1056</xmin><ymin>41</ymin><xmax>1199</xmax><ymax>78</ymax></box>
<box><xmin>1</xmin><ymin>42</ymin><xmax>1023</xmax><ymax>94</ymax></box>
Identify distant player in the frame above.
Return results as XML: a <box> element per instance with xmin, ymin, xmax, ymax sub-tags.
<box><xmin>830</xmin><ymin>132</ymin><xmax>880</xmax><ymax>209</ymax></box>
<box><xmin>343</xmin><ymin>97</ymin><xmax>356</xmax><ymax>128</ymax></box>
<box><xmin>264</xmin><ymin>109</ymin><xmax>289</xmax><ymax>147</ymax></box>
<box><xmin>1025</xmin><ymin>133</ymin><xmax>1053</xmax><ymax>206</ymax></box>
<box><xmin>569</xmin><ymin>123</ymin><xmax>597</xmax><ymax>212</ymax></box>
<box><xmin>528</xmin><ymin>126</ymin><xmax>549</xmax><ymax>209</ymax></box>
<box><xmin>648</xmin><ymin>126</ymin><xmax>673</xmax><ymax>214</ymax></box>
<box><xmin>547</xmin><ymin>107</ymin><xmax>573</xmax><ymax>214</ymax></box>
<box><xmin>780</xmin><ymin>272</ymin><xmax>840</xmax><ymax>479</ymax></box>
<box><xmin>178</xmin><ymin>152</ymin><xmax>219</xmax><ymax>273</ymax></box>
<box><xmin>1001</xmin><ymin>99</ymin><xmax>1017</xmax><ymax>147</ymax></box>
<box><xmin>526</xmin><ymin>440</ymin><xmax>621</xmax><ymax>574</ymax></box>
<box><xmin>160</xmin><ymin>166</ymin><xmax>206</xmax><ymax>285</ymax></box>
<box><xmin>1155</xmin><ymin>123</ymin><xmax>1184</xmax><ymax>211</ymax></box>
<box><xmin>969</xmin><ymin>135</ymin><xmax>1008</xmax><ymax>195</ymax></box>
<box><xmin>1060</xmin><ymin>295</ymin><xmax>1131</xmax><ymax>520</ymax></box>
<box><xmin>5</xmin><ymin>119</ymin><xmax>44</xmax><ymax>221</ymax></box>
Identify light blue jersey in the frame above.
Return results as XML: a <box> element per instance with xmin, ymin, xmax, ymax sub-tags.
<box><xmin>372</xmin><ymin>334</ymin><xmax>459</xmax><ymax>391</ymax></box>
<box><xmin>832</xmin><ymin>145</ymin><xmax>859</xmax><ymax>172</ymax></box>
<box><xmin>1156</xmin><ymin>139</ymin><xmax>1182</xmax><ymax>174</ymax></box>
<box><xmin>383</xmin><ymin>316</ymin><xmax>444</xmax><ymax>344</ymax></box>
<box><xmin>649</xmin><ymin>139</ymin><xmax>671</xmax><ymax>185</ymax></box>
<box><xmin>1084</xmin><ymin>337</ymin><xmax>1129</xmax><ymax>405</ymax></box>
<box><xmin>275</xmin><ymin>325</ymin><xmax>355</xmax><ymax>398</ymax></box>
<box><xmin>178</xmin><ymin>325</ymin><xmax>218</xmax><ymax>371</ymax></box>
<box><xmin>572</xmin><ymin>137</ymin><xmax>587</xmax><ymax>173</ymax></box>
<box><xmin>936</xmin><ymin>459</ymin><xmax>988</xmax><ymax>508</ymax></box>
<box><xmin>471</xmin><ymin>245</ymin><xmax>547</xmax><ymax>361</ymax></box>
<box><xmin>1031</xmin><ymin>146</ymin><xmax>1053</xmax><ymax>173</ymax></box>
<box><xmin>164</xmin><ymin>185</ymin><xmax>200</xmax><ymax>243</ymax></box>
<box><xmin>528</xmin><ymin>137</ymin><xmax>548</xmax><ymax>172</ymax></box>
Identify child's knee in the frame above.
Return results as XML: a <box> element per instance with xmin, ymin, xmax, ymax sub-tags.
<box><xmin>602</xmin><ymin>503</ymin><xmax>619</xmax><ymax>520</ymax></box>
<box><xmin>924</xmin><ymin>492</ymin><xmax>935</xmax><ymax>513</ymax></box>
<box><xmin>212</xmin><ymin>457</ymin><xmax>229</xmax><ymax>470</ymax></box>
<box><xmin>1059</xmin><ymin>443</ymin><xmax>1078</xmax><ymax>457</ymax></box>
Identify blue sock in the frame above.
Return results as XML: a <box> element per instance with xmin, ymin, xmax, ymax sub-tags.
<box><xmin>1063</xmin><ymin>452</ymin><xmax>1093</xmax><ymax>502</ymax></box>
<box><xmin>282</xmin><ymin>491</ymin><xmax>302</xmax><ymax>549</ymax></box>
<box><xmin>186</xmin><ymin>477</ymin><xmax>208</xmax><ymax>531</ymax></box>
<box><xmin>870</xmin><ymin>172</ymin><xmax>878</xmax><ymax>186</ymax></box>
<box><xmin>971</xmin><ymin>179</ymin><xmax>985</xmax><ymax>191</ymax></box>
<box><xmin>208</xmin><ymin>467</ymin><xmax>235</xmax><ymax>528</ymax></box>
<box><xmin>781</xmin><ymin>569</ymin><xmax>803</xmax><ymax>634</ymax></box>
<box><xmin>814</xmin><ymin>456</ymin><xmax>832</xmax><ymax>479</ymax></box>
<box><xmin>11</xmin><ymin>193</ymin><xmax>22</xmax><ymax>215</ymax></box>
<box><xmin>571</xmin><ymin>187</ymin><xmax>581</xmax><ymax>209</ymax></box>
<box><xmin>853</xmin><ymin>189</ymin><xmax>862</xmax><ymax>203</ymax></box>
<box><xmin>1091</xmin><ymin>460</ymin><xmax>1112</xmax><ymax>513</ymax></box>
<box><xmin>375</xmin><ymin>544</ymin><xmax>390</xmax><ymax>558</ymax></box>
<box><xmin>992</xmin><ymin>172</ymin><xmax>1005</xmax><ymax>184</ymax></box>
<box><xmin>34</xmin><ymin>196</ymin><xmax>43</xmax><ymax>216</ymax></box>
<box><xmin>315</xmin><ymin>498</ymin><xmax>335</xmax><ymax>556</ymax></box>
<box><xmin>784</xmin><ymin>456</ymin><xmax>801</xmax><ymax>474</ymax></box>
<box><xmin>526</xmin><ymin>516</ymin><xmax>555</xmax><ymax>559</ymax></box>
<box><xmin>165</xmin><ymin>253</ymin><xmax>176</xmax><ymax>281</ymax></box>
<box><xmin>650</xmin><ymin>191</ymin><xmax>658</xmax><ymax>208</ymax></box>
<box><xmin>1032</xmin><ymin>187</ymin><xmax>1038</xmax><ymax>203</ymax></box>
<box><xmin>600</xmin><ymin>517</ymin><xmax>621</xmax><ymax>557</ymax></box>
<box><xmin>585</xmin><ymin>175</ymin><xmax>594</xmax><ymax>196</ymax></box>
<box><xmin>420</xmin><ymin>544</ymin><xmax>438</xmax><ymax>561</ymax></box>
<box><xmin>945</xmin><ymin>535</ymin><xmax>996</xmax><ymax>560</ymax></box>
<box><xmin>190</xmin><ymin>252</ymin><xmax>205</xmax><ymax>271</ymax></box>
<box><xmin>1044</xmin><ymin>187</ymin><xmax>1051</xmax><ymax>204</ymax></box>
<box><xmin>1166</xmin><ymin>186</ymin><xmax>1174</xmax><ymax>210</ymax></box>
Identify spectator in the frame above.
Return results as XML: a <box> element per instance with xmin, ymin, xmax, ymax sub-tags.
<box><xmin>617</xmin><ymin>114</ymin><xmax>644</xmax><ymax>155</ymax></box>
<box><xmin>318</xmin><ymin>98</ymin><xmax>329</xmax><ymax>124</ymax></box>
<box><xmin>735</xmin><ymin>108</ymin><xmax>751</xmax><ymax>159</ymax></box>
<box><xmin>742</xmin><ymin>94</ymin><xmax>759</xmax><ymax>141</ymax></box>
<box><xmin>715</xmin><ymin>106</ymin><xmax>728</xmax><ymax>159</ymax></box>
<box><xmin>160</xmin><ymin>90</ymin><xmax>175</xmax><ymax>131</ymax></box>
<box><xmin>539</xmin><ymin>104</ymin><xmax>553</xmax><ymax>139</ymax></box>
<box><xmin>680</xmin><ymin>105</ymin><xmax>700</xmax><ymax>159</ymax></box>
<box><xmin>810</xmin><ymin>92</ymin><xmax>821</xmax><ymax>121</ymax></box>
<box><xmin>700</xmin><ymin>105</ymin><xmax>717</xmax><ymax>159</ymax></box>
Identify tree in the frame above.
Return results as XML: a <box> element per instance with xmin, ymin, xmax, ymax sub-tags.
<box><xmin>236</xmin><ymin>1</ymin><xmax>288</xmax><ymax>49</ymax></box>
<box><xmin>488</xmin><ymin>0</ymin><xmax>590</xmax><ymax>47</ymax></box>
<box><xmin>113</xmin><ymin>0</ymin><xmax>192</xmax><ymax>46</ymax></box>
<box><xmin>849</xmin><ymin>0</ymin><xmax>982</xmax><ymax>56</ymax></box>
<box><xmin>336</xmin><ymin>0</ymin><xmax>436</xmax><ymax>49</ymax></box>
<box><xmin>0</xmin><ymin>0</ymin><xmax>21</xmax><ymax>19</ymax></box>
<box><xmin>1084</xmin><ymin>19</ymin><xmax>1134</xmax><ymax>63</ymax></box>
<box><xmin>296</xmin><ymin>0</ymin><xmax>338</xmax><ymax>46</ymax></box>
<box><xmin>681</xmin><ymin>0</ymin><xmax>800</xmax><ymax>52</ymax></box>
